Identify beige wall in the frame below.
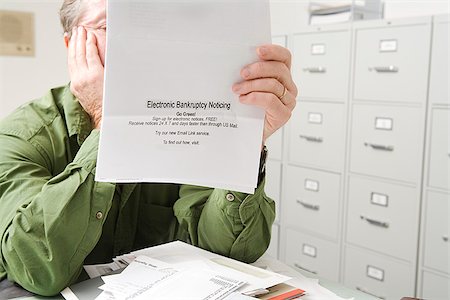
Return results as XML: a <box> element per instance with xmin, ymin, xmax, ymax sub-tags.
<box><xmin>0</xmin><ymin>0</ymin><xmax>68</xmax><ymax>119</ymax></box>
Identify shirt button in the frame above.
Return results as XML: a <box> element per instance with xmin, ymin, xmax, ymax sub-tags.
<box><xmin>226</xmin><ymin>193</ymin><xmax>235</xmax><ymax>202</ymax></box>
<box><xmin>96</xmin><ymin>211</ymin><xmax>103</xmax><ymax>220</ymax></box>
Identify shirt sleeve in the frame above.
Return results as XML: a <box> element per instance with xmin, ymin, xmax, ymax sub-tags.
<box><xmin>173</xmin><ymin>178</ymin><xmax>276</xmax><ymax>263</ymax></box>
<box><xmin>0</xmin><ymin>130</ymin><xmax>115</xmax><ymax>296</ymax></box>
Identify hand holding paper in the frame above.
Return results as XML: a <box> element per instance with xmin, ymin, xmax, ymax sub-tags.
<box><xmin>233</xmin><ymin>44</ymin><xmax>298</xmax><ymax>144</ymax></box>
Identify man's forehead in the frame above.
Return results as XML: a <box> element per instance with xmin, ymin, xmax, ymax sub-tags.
<box><xmin>78</xmin><ymin>0</ymin><xmax>106</xmax><ymax>27</ymax></box>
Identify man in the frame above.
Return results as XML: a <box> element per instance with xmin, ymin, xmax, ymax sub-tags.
<box><xmin>0</xmin><ymin>0</ymin><xmax>297</xmax><ymax>296</ymax></box>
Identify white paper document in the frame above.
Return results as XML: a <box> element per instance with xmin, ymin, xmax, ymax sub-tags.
<box><xmin>118</xmin><ymin>241</ymin><xmax>291</xmax><ymax>295</ymax></box>
<box><xmin>96</xmin><ymin>0</ymin><xmax>272</xmax><ymax>193</ymax></box>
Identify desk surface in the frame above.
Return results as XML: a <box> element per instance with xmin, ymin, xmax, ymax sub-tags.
<box><xmin>2</xmin><ymin>256</ymin><xmax>378</xmax><ymax>300</ymax></box>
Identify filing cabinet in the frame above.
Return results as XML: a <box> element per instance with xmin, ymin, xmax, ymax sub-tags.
<box><xmin>353</xmin><ymin>19</ymin><xmax>431</xmax><ymax>104</ymax></box>
<box><xmin>349</xmin><ymin>103</ymin><xmax>425</xmax><ymax>183</ymax></box>
<box><xmin>283</xmin><ymin>166</ymin><xmax>341</xmax><ymax>240</ymax></box>
<box><xmin>428</xmin><ymin>108</ymin><xmax>450</xmax><ymax>191</ymax></box>
<box><xmin>292</xmin><ymin>26</ymin><xmax>351</xmax><ymax>102</ymax></box>
<box><xmin>343</xmin><ymin>246</ymin><xmax>415</xmax><ymax>300</ymax></box>
<box><xmin>422</xmin><ymin>191</ymin><xmax>450</xmax><ymax>274</ymax></box>
<box><xmin>278</xmin><ymin>15</ymin><xmax>447</xmax><ymax>298</ymax></box>
<box><xmin>429</xmin><ymin>15</ymin><xmax>449</xmax><ymax>106</ymax></box>
<box><xmin>346</xmin><ymin>176</ymin><xmax>419</xmax><ymax>261</ymax></box>
<box><xmin>417</xmin><ymin>15</ymin><xmax>450</xmax><ymax>297</ymax></box>
<box><xmin>266</xmin><ymin>224</ymin><xmax>279</xmax><ymax>258</ymax></box>
<box><xmin>266</xmin><ymin>160</ymin><xmax>282</xmax><ymax>223</ymax></box>
<box><xmin>289</xmin><ymin>102</ymin><xmax>346</xmax><ymax>172</ymax></box>
<box><xmin>266</xmin><ymin>128</ymin><xmax>283</xmax><ymax>161</ymax></box>
<box><xmin>420</xmin><ymin>271</ymin><xmax>450</xmax><ymax>300</ymax></box>
<box><xmin>285</xmin><ymin>228</ymin><xmax>339</xmax><ymax>281</ymax></box>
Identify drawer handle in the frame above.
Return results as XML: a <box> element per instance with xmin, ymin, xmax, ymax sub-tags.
<box><xmin>356</xmin><ymin>287</ymin><xmax>386</xmax><ymax>300</ymax></box>
<box><xmin>294</xmin><ymin>263</ymin><xmax>317</xmax><ymax>275</ymax></box>
<box><xmin>303</xmin><ymin>67</ymin><xmax>326</xmax><ymax>73</ymax></box>
<box><xmin>443</xmin><ymin>236</ymin><xmax>449</xmax><ymax>242</ymax></box>
<box><xmin>369</xmin><ymin>65</ymin><xmax>399</xmax><ymax>73</ymax></box>
<box><xmin>297</xmin><ymin>200</ymin><xmax>320</xmax><ymax>211</ymax></box>
<box><xmin>300</xmin><ymin>135</ymin><xmax>323</xmax><ymax>143</ymax></box>
<box><xmin>360</xmin><ymin>215</ymin><xmax>389</xmax><ymax>228</ymax></box>
<box><xmin>364</xmin><ymin>142</ymin><xmax>394</xmax><ymax>152</ymax></box>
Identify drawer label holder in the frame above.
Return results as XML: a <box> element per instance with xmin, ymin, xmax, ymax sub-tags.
<box><xmin>367</xmin><ymin>265</ymin><xmax>385</xmax><ymax>282</ymax></box>
<box><xmin>302</xmin><ymin>244</ymin><xmax>317</xmax><ymax>258</ymax></box>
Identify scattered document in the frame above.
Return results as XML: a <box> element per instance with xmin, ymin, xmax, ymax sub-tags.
<box><xmin>96</xmin><ymin>0</ymin><xmax>272</xmax><ymax>193</ymax></box>
<box><xmin>96</xmin><ymin>255</ymin><xmax>245</xmax><ymax>299</ymax></box>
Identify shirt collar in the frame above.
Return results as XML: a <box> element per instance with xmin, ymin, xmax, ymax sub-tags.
<box><xmin>61</xmin><ymin>84</ymin><xmax>93</xmax><ymax>146</ymax></box>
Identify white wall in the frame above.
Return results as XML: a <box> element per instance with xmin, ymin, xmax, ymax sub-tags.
<box><xmin>0</xmin><ymin>0</ymin><xmax>68</xmax><ymax>119</ymax></box>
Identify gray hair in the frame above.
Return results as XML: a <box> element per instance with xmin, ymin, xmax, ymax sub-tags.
<box><xmin>60</xmin><ymin>0</ymin><xmax>85</xmax><ymax>38</ymax></box>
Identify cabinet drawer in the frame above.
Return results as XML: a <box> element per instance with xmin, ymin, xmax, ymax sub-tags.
<box><xmin>346</xmin><ymin>176</ymin><xmax>419</xmax><ymax>261</ymax></box>
<box><xmin>428</xmin><ymin>109</ymin><xmax>450</xmax><ymax>190</ymax></box>
<box><xmin>266</xmin><ymin>224</ymin><xmax>279</xmax><ymax>258</ymax></box>
<box><xmin>349</xmin><ymin>104</ymin><xmax>424</xmax><ymax>183</ymax></box>
<box><xmin>285</xmin><ymin>228</ymin><xmax>339</xmax><ymax>281</ymax></box>
<box><xmin>289</xmin><ymin>102</ymin><xmax>345</xmax><ymax>172</ymax></box>
<box><xmin>292</xmin><ymin>30</ymin><xmax>350</xmax><ymax>101</ymax></box>
<box><xmin>283</xmin><ymin>166</ymin><xmax>340</xmax><ymax>239</ymax></box>
<box><xmin>353</xmin><ymin>24</ymin><xmax>431</xmax><ymax>104</ymax></box>
<box><xmin>429</xmin><ymin>18</ymin><xmax>449</xmax><ymax>105</ymax></box>
<box><xmin>344</xmin><ymin>246</ymin><xmax>415</xmax><ymax>300</ymax></box>
<box><xmin>266</xmin><ymin>160</ymin><xmax>281</xmax><ymax>223</ymax></box>
<box><xmin>421</xmin><ymin>271</ymin><xmax>450</xmax><ymax>300</ymax></box>
<box><xmin>423</xmin><ymin>191</ymin><xmax>450</xmax><ymax>274</ymax></box>
<box><xmin>266</xmin><ymin>128</ymin><xmax>283</xmax><ymax>161</ymax></box>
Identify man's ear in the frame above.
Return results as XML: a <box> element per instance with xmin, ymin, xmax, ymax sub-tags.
<box><xmin>64</xmin><ymin>32</ymin><xmax>70</xmax><ymax>48</ymax></box>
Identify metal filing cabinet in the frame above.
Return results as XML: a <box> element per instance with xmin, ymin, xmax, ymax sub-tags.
<box><xmin>343</xmin><ymin>246</ymin><xmax>415</xmax><ymax>300</ymax></box>
<box><xmin>285</xmin><ymin>228</ymin><xmax>340</xmax><ymax>281</ymax></box>
<box><xmin>266</xmin><ymin>224</ymin><xmax>280</xmax><ymax>258</ymax></box>
<box><xmin>353</xmin><ymin>21</ymin><xmax>431</xmax><ymax>104</ymax></box>
<box><xmin>292</xmin><ymin>26</ymin><xmax>351</xmax><ymax>102</ymax></box>
<box><xmin>346</xmin><ymin>176</ymin><xmax>420</xmax><ymax>262</ymax></box>
<box><xmin>417</xmin><ymin>15</ymin><xmax>449</xmax><ymax>299</ymax></box>
<box><xmin>283</xmin><ymin>166</ymin><xmax>341</xmax><ymax>239</ymax></box>
<box><xmin>421</xmin><ymin>271</ymin><xmax>450</xmax><ymax>300</ymax></box>
<box><xmin>280</xmin><ymin>24</ymin><xmax>350</xmax><ymax>283</ymax></box>
<box><xmin>422</xmin><ymin>191</ymin><xmax>449</xmax><ymax>275</ymax></box>
<box><xmin>349</xmin><ymin>103</ymin><xmax>425</xmax><ymax>183</ymax></box>
<box><xmin>429</xmin><ymin>15</ymin><xmax>449</xmax><ymax>106</ymax></box>
<box><xmin>279</xmin><ymin>15</ymin><xmax>447</xmax><ymax>298</ymax></box>
<box><xmin>289</xmin><ymin>102</ymin><xmax>346</xmax><ymax>172</ymax></box>
<box><xmin>428</xmin><ymin>108</ymin><xmax>450</xmax><ymax>190</ymax></box>
<box><xmin>266</xmin><ymin>160</ymin><xmax>282</xmax><ymax>224</ymax></box>
<box><xmin>343</xmin><ymin>17</ymin><xmax>432</xmax><ymax>299</ymax></box>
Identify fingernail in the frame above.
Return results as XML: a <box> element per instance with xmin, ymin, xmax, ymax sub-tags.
<box><xmin>258</xmin><ymin>47</ymin><xmax>267</xmax><ymax>56</ymax></box>
<box><xmin>232</xmin><ymin>84</ymin><xmax>241</xmax><ymax>93</ymax></box>
<box><xmin>242</xmin><ymin>68</ymin><xmax>250</xmax><ymax>78</ymax></box>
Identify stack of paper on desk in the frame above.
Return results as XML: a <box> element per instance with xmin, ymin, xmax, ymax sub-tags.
<box><xmin>96</xmin><ymin>0</ymin><xmax>272</xmax><ymax>193</ymax></box>
<box><xmin>92</xmin><ymin>241</ymin><xmax>291</xmax><ymax>299</ymax></box>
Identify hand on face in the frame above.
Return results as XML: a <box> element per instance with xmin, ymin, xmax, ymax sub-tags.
<box><xmin>68</xmin><ymin>26</ymin><xmax>104</xmax><ymax>129</ymax></box>
<box><xmin>232</xmin><ymin>45</ymin><xmax>298</xmax><ymax>144</ymax></box>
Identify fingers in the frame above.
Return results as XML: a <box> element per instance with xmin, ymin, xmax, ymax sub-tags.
<box><xmin>68</xmin><ymin>27</ymin><xmax>78</xmax><ymax>74</ymax></box>
<box><xmin>76</xmin><ymin>27</ymin><xmax>87</xmax><ymax>69</ymax></box>
<box><xmin>232</xmin><ymin>78</ymin><xmax>296</xmax><ymax>110</ymax></box>
<box><xmin>257</xmin><ymin>44</ymin><xmax>292</xmax><ymax>70</ymax></box>
<box><xmin>233</xmin><ymin>78</ymin><xmax>283</xmax><ymax>96</ymax></box>
<box><xmin>240</xmin><ymin>92</ymin><xmax>293</xmax><ymax>124</ymax></box>
<box><xmin>241</xmin><ymin>61</ymin><xmax>298</xmax><ymax>97</ymax></box>
<box><xmin>86</xmin><ymin>31</ymin><xmax>102</xmax><ymax>70</ymax></box>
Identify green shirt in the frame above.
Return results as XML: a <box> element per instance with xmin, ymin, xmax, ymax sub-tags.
<box><xmin>0</xmin><ymin>85</ymin><xmax>275</xmax><ymax>296</ymax></box>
